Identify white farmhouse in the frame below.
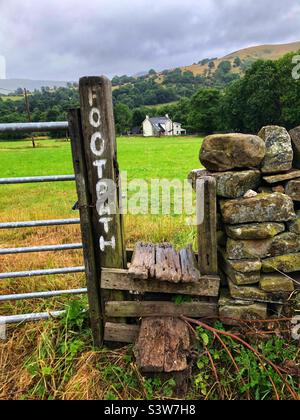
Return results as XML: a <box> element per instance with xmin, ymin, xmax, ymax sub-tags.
<box><xmin>142</xmin><ymin>114</ymin><xmax>186</xmax><ymax>137</ymax></box>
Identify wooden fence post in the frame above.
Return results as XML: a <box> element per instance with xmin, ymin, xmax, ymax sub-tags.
<box><xmin>69</xmin><ymin>108</ymin><xmax>104</xmax><ymax>347</ymax></box>
<box><xmin>196</xmin><ymin>176</ymin><xmax>218</xmax><ymax>275</ymax></box>
<box><xmin>78</xmin><ymin>76</ymin><xmax>126</xmax><ymax>270</ymax></box>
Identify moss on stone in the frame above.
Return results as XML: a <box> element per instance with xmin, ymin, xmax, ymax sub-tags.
<box><xmin>220</xmin><ymin>193</ymin><xmax>296</xmax><ymax>225</ymax></box>
<box><xmin>226</xmin><ymin>223</ymin><xmax>285</xmax><ymax>240</ymax></box>
<box><xmin>262</xmin><ymin>253</ymin><xmax>300</xmax><ymax>273</ymax></box>
<box><xmin>260</xmin><ymin>274</ymin><xmax>295</xmax><ymax>292</ymax></box>
<box><xmin>228</xmin><ymin>279</ymin><xmax>269</xmax><ymax>301</ymax></box>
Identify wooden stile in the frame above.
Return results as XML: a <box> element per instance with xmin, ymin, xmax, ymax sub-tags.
<box><xmin>69</xmin><ymin>76</ymin><xmax>221</xmax><ymax>356</ymax></box>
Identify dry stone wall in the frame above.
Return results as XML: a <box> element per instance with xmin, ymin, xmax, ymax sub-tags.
<box><xmin>190</xmin><ymin>125</ymin><xmax>300</xmax><ymax>325</ymax></box>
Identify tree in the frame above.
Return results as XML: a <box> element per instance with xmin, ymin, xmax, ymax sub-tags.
<box><xmin>276</xmin><ymin>51</ymin><xmax>300</xmax><ymax>129</ymax></box>
<box><xmin>233</xmin><ymin>57</ymin><xmax>242</xmax><ymax>67</ymax></box>
<box><xmin>222</xmin><ymin>60</ymin><xmax>281</xmax><ymax>133</ymax></box>
<box><xmin>221</xmin><ymin>80</ymin><xmax>245</xmax><ymax>132</ymax></box>
<box><xmin>218</xmin><ymin>61</ymin><xmax>232</xmax><ymax>73</ymax></box>
<box><xmin>114</xmin><ymin>102</ymin><xmax>133</xmax><ymax>135</ymax></box>
<box><xmin>213</xmin><ymin>60</ymin><xmax>239</xmax><ymax>85</ymax></box>
<box><xmin>188</xmin><ymin>88</ymin><xmax>222</xmax><ymax>134</ymax></box>
<box><xmin>173</xmin><ymin>98</ymin><xmax>192</xmax><ymax>131</ymax></box>
<box><xmin>132</xmin><ymin>107</ymin><xmax>147</xmax><ymax>127</ymax></box>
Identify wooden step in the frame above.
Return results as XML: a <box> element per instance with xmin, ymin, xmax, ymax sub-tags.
<box><xmin>128</xmin><ymin>242</ymin><xmax>202</xmax><ymax>284</ymax></box>
<box><xmin>105</xmin><ymin>300</ymin><xmax>218</xmax><ymax>318</ymax></box>
<box><xmin>134</xmin><ymin>317</ymin><xmax>190</xmax><ymax>373</ymax></box>
<box><xmin>101</xmin><ymin>268</ymin><xmax>220</xmax><ymax>297</ymax></box>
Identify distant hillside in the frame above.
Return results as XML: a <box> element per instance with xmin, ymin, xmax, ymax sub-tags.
<box><xmin>181</xmin><ymin>41</ymin><xmax>300</xmax><ymax>77</ymax></box>
<box><xmin>110</xmin><ymin>41</ymin><xmax>300</xmax><ymax>108</ymax></box>
<box><xmin>223</xmin><ymin>41</ymin><xmax>300</xmax><ymax>60</ymax></box>
<box><xmin>0</xmin><ymin>78</ymin><xmax>72</xmax><ymax>94</ymax></box>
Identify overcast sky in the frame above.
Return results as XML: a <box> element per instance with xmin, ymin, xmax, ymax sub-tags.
<box><xmin>0</xmin><ymin>0</ymin><xmax>300</xmax><ymax>81</ymax></box>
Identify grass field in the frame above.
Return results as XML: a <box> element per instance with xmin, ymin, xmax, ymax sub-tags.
<box><xmin>0</xmin><ymin>135</ymin><xmax>206</xmax><ymax>399</ymax></box>
<box><xmin>0</xmin><ymin>135</ymin><xmax>202</xmax><ymax>317</ymax></box>
<box><xmin>0</xmin><ymin>95</ymin><xmax>25</xmax><ymax>102</ymax></box>
<box><xmin>1</xmin><ymin>136</ymin><xmax>299</xmax><ymax>401</ymax></box>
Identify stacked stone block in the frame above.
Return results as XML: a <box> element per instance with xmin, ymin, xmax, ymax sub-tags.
<box><xmin>190</xmin><ymin>125</ymin><xmax>300</xmax><ymax>324</ymax></box>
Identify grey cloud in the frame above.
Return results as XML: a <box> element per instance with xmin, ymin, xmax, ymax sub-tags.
<box><xmin>0</xmin><ymin>0</ymin><xmax>300</xmax><ymax>80</ymax></box>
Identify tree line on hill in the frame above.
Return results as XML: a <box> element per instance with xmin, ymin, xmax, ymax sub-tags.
<box><xmin>115</xmin><ymin>52</ymin><xmax>300</xmax><ymax>135</ymax></box>
<box><xmin>0</xmin><ymin>51</ymin><xmax>299</xmax><ymax>139</ymax></box>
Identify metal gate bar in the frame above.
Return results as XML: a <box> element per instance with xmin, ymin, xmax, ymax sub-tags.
<box><xmin>0</xmin><ymin>218</ymin><xmax>80</xmax><ymax>229</ymax></box>
<box><xmin>0</xmin><ymin>243</ymin><xmax>83</xmax><ymax>255</ymax></box>
<box><xmin>0</xmin><ymin>288</ymin><xmax>87</xmax><ymax>302</ymax></box>
<box><xmin>0</xmin><ymin>122</ymin><xmax>68</xmax><ymax>133</ymax></box>
<box><xmin>0</xmin><ymin>175</ymin><xmax>75</xmax><ymax>184</ymax></box>
<box><xmin>0</xmin><ymin>311</ymin><xmax>65</xmax><ymax>324</ymax></box>
<box><xmin>0</xmin><ymin>266</ymin><xmax>85</xmax><ymax>279</ymax></box>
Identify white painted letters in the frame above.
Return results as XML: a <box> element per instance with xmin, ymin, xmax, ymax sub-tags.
<box><xmin>88</xmin><ymin>88</ymin><xmax>116</xmax><ymax>253</ymax></box>
<box><xmin>100</xmin><ymin>236</ymin><xmax>116</xmax><ymax>251</ymax></box>
<box><xmin>90</xmin><ymin>132</ymin><xmax>105</xmax><ymax>156</ymax></box>
<box><xmin>93</xmin><ymin>160</ymin><xmax>107</xmax><ymax>178</ymax></box>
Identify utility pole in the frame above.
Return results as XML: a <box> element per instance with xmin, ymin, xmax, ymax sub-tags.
<box><xmin>23</xmin><ymin>88</ymin><xmax>35</xmax><ymax>148</ymax></box>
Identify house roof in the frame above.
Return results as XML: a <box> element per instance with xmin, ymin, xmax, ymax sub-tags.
<box><xmin>148</xmin><ymin>117</ymin><xmax>169</xmax><ymax>124</ymax></box>
<box><xmin>147</xmin><ymin>117</ymin><xmax>169</xmax><ymax>133</ymax></box>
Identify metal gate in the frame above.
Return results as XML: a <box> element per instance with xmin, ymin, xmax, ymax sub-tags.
<box><xmin>0</xmin><ymin>76</ymin><xmax>126</xmax><ymax>347</ymax></box>
<box><xmin>0</xmin><ymin>121</ymin><xmax>87</xmax><ymax>325</ymax></box>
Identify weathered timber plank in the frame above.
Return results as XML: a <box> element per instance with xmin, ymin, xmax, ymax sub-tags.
<box><xmin>134</xmin><ymin>317</ymin><xmax>190</xmax><ymax>373</ymax></box>
<box><xmin>69</xmin><ymin>109</ymin><xmax>104</xmax><ymax>347</ymax></box>
<box><xmin>105</xmin><ymin>301</ymin><xmax>218</xmax><ymax>318</ymax></box>
<box><xmin>104</xmin><ymin>322</ymin><xmax>139</xmax><ymax>343</ymax></box>
<box><xmin>180</xmin><ymin>245</ymin><xmax>201</xmax><ymax>283</ymax></box>
<box><xmin>155</xmin><ymin>243</ymin><xmax>182</xmax><ymax>283</ymax></box>
<box><xmin>101</xmin><ymin>268</ymin><xmax>220</xmax><ymax>297</ymax></box>
<box><xmin>134</xmin><ymin>318</ymin><xmax>166</xmax><ymax>372</ymax></box>
<box><xmin>188</xmin><ymin>169</ymin><xmax>209</xmax><ymax>190</ymax></box>
<box><xmin>128</xmin><ymin>242</ymin><xmax>155</xmax><ymax>279</ymax></box>
<box><xmin>164</xmin><ymin>318</ymin><xmax>190</xmax><ymax>372</ymax></box>
<box><xmin>197</xmin><ymin>176</ymin><xmax>218</xmax><ymax>275</ymax></box>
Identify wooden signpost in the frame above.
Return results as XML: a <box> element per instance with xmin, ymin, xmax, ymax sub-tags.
<box><xmin>78</xmin><ymin>76</ymin><xmax>126</xmax><ymax>270</ymax></box>
<box><xmin>69</xmin><ymin>76</ymin><xmax>126</xmax><ymax>346</ymax></box>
